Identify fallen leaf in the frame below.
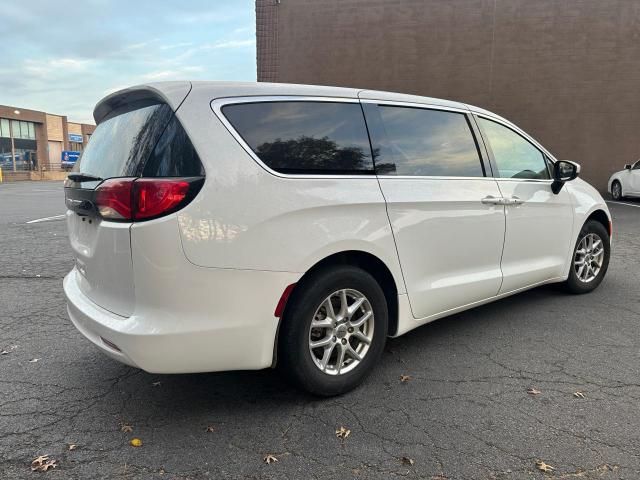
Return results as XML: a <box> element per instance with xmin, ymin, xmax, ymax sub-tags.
<box><xmin>120</xmin><ymin>424</ymin><xmax>133</xmax><ymax>433</ymax></box>
<box><xmin>152</xmin><ymin>381</ymin><xmax>162</xmax><ymax>387</ymax></box>
<box><xmin>1</xmin><ymin>350</ymin><xmax>8</xmax><ymax>355</ymax></box>
<box><xmin>130</xmin><ymin>438</ymin><xmax>143</xmax><ymax>447</ymax></box>
<box><xmin>573</xmin><ymin>391</ymin><xmax>585</xmax><ymax>399</ymax></box>
<box><xmin>31</xmin><ymin>455</ymin><xmax>58</xmax><ymax>472</ymax></box>
<box><xmin>400</xmin><ymin>375</ymin><xmax>412</xmax><ymax>383</ymax></box>
<box><xmin>205</xmin><ymin>425</ymin><xmax>215</xmax><ymax>433</ymax></box>
<box><xmin>263</xmin><ymin>454</ymin><xmax>278</xmax><ymax>464</ymax></box>
<box><xmin>527</xmin><ymin>387</ymin><xmax>542</xmax><ymax>395</ymax></box>
<box><xmin>536</xmin><ymin>460</ymin><xmax>555</xmax><ymax>473</ymax></box>
<box><xmin>335</xmin><ymin>426</ymin><xmax>351</xmax><ymax>439</ymax></box>
<box><xmin>401</xmin><ymin>456</ymin><xmax>415</xmax><ymax>466</ymax></box>
<box><xmin>31</xmin><ymin>455</ymin><xmax>49</xmax><ymax>467</ymax></box>
<box><xmin>29</xmin><ymin>358</ymin><xmax>40</xmax><ymax>363</ymax></box>
<box><xmin>68</xmin><ymin>444</ymin><xmax>78</xmax><ymax>451</ymax></box>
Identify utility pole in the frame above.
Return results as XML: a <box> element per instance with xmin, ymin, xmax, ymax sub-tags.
<box><xmin>9</xmin><ymin>121</ymin><xmax>16</xmax><ymax>172</ymax></box>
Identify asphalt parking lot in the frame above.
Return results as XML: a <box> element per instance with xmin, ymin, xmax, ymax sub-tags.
<box><xmin>1</xmin><ymin>181</ymin><xmax>639</xmax><ymax>479</ymax></box>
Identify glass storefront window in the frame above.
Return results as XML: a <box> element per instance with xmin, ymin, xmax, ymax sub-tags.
<box><xmin>0</xmin><ymin>119</ymin><xmax>9</xmax><ymax>138</ymax></box>
<box><xmin>28</xmin><ymin>122</ymin><xmax>35</xmax><ymax>139</ymax></box>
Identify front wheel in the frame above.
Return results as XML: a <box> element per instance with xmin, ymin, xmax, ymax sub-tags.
<box><xmin>611</xmin><ymin>180</ymin><xmax>623</xmax><ymax>200</ymax></box>
<box><xmin>278</xmin><ymin>265</ymin><xmax>388</xmax><ymax>396</ymax></box>
<box><xmin>564</xmin><ymin>220</ymin><xmax>610</xmax><ymax>294</ymax></box>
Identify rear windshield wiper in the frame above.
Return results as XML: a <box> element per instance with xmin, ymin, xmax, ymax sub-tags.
<box><xmin>67</xmin><ymin>173</ymin><xmax>103</xmax><ymax>183</ymax></box>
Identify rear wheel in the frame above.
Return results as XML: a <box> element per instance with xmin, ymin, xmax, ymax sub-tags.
<box><xmin>564</xmin><ymin>220</ymin><xmax>610</xmax><ymax>294</ymax></box>
<box><xmin>611</xmin><ymin>180</ymin><xmax>623</xmax><ymax>200</ymax></box>
<box><xmin>278</xmin><ymin>265</ymin><xmax>388</xmax><ymax>396</ymax></box>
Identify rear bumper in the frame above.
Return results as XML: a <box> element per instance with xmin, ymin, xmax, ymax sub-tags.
<box><xmin>63</xmin><ymin>267</ymin><xmax>299</xmax><ymax>373</ymax></box>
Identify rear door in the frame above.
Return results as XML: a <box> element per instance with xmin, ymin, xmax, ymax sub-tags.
<box><xmin>475</xmin><ymin>116</ymin><xmax>574</xmax><ymax>293</ymax></box>
<box><xmin>362</xmin><ymin>101</ymin><xmax>506</xmax><ymax>319</ymax></box>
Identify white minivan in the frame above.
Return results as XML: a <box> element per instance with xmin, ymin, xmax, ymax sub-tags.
<box><xmin>64</xmin><ymin>82</ymin><xmax>611</xmax><ymax>395</ymax></box>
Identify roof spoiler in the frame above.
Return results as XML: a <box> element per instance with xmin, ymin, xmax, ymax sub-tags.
<box><xmin>93</xmin><ymin>82</ymin><xmax>192</xmax><ymax>124</ymax></box>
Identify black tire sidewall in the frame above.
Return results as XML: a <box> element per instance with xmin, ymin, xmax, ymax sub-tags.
<box><xmin>566</xmin><ymin>220</ymin><xmax>610</xmax><ymax>294</ymax></box>
<box><xmin>278</xmin><ymin>265</ymin><xmax>388</xmax><ymax>396</ymax></box>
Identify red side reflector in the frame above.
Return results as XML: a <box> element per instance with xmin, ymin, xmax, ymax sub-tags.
<box><xmin>134</xmin><ymin>178</ymin><xmax>190</xmax><ymax>220</ymax></box>
<box><xmin>274</xmin><ymin>283</ymin><xmax>297</xmax><ymax>318</ymax></box>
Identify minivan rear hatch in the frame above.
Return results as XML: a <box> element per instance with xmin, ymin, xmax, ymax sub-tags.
<box><xmin>65</xmin><ymin>84</ymin><xmax>204</xmax><ymax>317</ymax></box>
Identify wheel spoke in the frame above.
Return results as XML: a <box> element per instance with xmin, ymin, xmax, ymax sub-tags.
<box><xmin>352</xmin><ymin>331</ymin><xmax>371</xmax><ymax>345</ymax></box>
<box><xmin>335</xmin><ymin>344</ymin><xmax>346</xmax><ymax>374</ymax></box>
<box><xmin>347</xmin><ymin>345</ymin><xmax>362</xmax><ymax>362</ymax></box>
<box><xmin>339</xmin><ymin>290</ymin><xmax>348</xmax><ymax>317</ymax></box>
<box><xmin>320</xmin><ymin>343</ymin><xmax>336</xmax><ymax>371</ymax></box>
<box><xmin>323</xmin><ymin>298</ymin><xmax>337</xmax><ymax>322</ymax></box>
<box><xmin>310</xmin><ymin>336</ymin><xmax>333</xmax><ymax>349</ymax></box>
<box><xmin>350</xmin><ymin>310</ymin><xmax>372</xmax><ymax>328</ymax></box>
<box><xmin>347</xmin><ymin>297</ymin><xmax>365</xmax><ymax>317</ymax></box>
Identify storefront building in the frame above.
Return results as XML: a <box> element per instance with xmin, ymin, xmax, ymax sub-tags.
<box><xmin>0</xmin><ymin>104</ymin><xmax>94</xmax><ymax>178</ymax></box>
<box><xmin>256</xmin><ymin>0</ymin><xmax>640</xmax><ymax>192</ymax></box>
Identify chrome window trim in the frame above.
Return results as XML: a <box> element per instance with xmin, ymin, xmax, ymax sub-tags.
<box><xmin>211</xmin><ymin>95</ymin><xmax>378</xmax><ymax>180</ymax></box>
<box><xmin>211</xmin><ymin>95</ymin><xmax>558</xmax><ymax>183</ymax></box>
<box><xmin>359</xmin><ymin>98</ymin><xmax>470</xmax><ymax>114</ymax></box>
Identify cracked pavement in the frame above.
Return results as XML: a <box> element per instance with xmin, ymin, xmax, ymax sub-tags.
<box><xmin>1</xmin><ymin>181</ymin><xmax>639</xmax><ymax>479</ymax></box>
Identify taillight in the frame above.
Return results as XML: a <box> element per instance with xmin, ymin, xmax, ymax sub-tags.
<box><xmin>134</xmin><ymin>178</ymin><xmax>191</xmax><ymax>220</ymax></box>
<box><xmin>95</xmin><ymin>178</ymin><xmax>134</xmax><ymax>220</ymax></box>
<box><xmin>94</xmin><ymin>177</ymin><xmax>203</xmax><ymax>222</ymax></box>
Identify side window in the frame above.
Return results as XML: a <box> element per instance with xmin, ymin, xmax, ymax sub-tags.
<box><xmin>478</xmin><ymin>118</ymin><xmax>550</xmax><ymax>180</ymax></box>
<box><xmin>372</xmin><ymin>106</ymin><xmax>484</xmax><ymax>177</ymax></box>
<box><xmin>222</xmin><ymin>101</ymin><xmax>373</xmax><ymax>175</ymax></box>
<box><xmin>633</xmin><ymin>160</ymin><xmax>640</xmax><ymax>170</ymax></box>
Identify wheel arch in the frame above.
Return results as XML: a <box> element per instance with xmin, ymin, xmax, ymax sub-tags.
<box><xmin>585</xmin><ymin>209</ymin><xmax>612</xmax><ymax>237</ymax></box>
<box><xmin>280</xmin><ymin>250</ymin><xmax>400</xmax><ymax>340</ymax></box>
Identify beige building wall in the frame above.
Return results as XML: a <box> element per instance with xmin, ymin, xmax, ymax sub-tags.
<box><xmin>67</xmin><ymin>122</ymin><xmax>82</xmax><ymax>135</ymax></box>
<box><xmin>46</xmin><ymin>114</ymin><xmax>64</xmax><ymax>142</ymax></box>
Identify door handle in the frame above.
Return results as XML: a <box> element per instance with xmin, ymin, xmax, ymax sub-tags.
<box><xmin>507</xmin><ymin>196</ymin><xmax>524</xmax><ymax>205</ymax></box>
<box><xmin>481</xmin><ymin>195</ymin><xmax>505</xmax><ymax>205</ymax></box>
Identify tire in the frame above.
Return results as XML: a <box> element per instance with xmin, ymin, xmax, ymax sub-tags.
<box><xmin>611</xmin><ymin>180</ymin><xmax>623</xmax><ymax>200</ymax></box>
<box><xmin>564</xmin><ymin>220</ymin><xmax>610</xmax><ymax>294</ymax></box>
<box><xmin>278</xmin><ymin>265</ymin><xmax>388</xmax><ymax>396</ymax></box>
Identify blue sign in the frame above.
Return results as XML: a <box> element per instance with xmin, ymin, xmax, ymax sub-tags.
<box><xmin>61</xmin><ymin>151</ymin><xmax>80</xmax><ymax>167</ymax></box>
<box><xmin>69</xmin><ymin>133</ymin><xmax>83</xmax><ymax>143</ymax></box>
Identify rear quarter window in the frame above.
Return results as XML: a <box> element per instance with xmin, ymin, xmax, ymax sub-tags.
<box><xmin>222</xmin><ymin>101</ymin><xmax>374</xmax><ymax>175</ymax></box>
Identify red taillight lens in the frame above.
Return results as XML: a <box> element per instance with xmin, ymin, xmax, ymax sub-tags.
<box><xmin>94</xmin><ymin>177</ymin><xmax>201</xmax><ymax>222</ymax></box>
<box><xmin>134</xmin><ymin>178</ymin><xmax>190</xmax><ymax>220</ymax></box>
<box><xmin>95</xmin><ymin>178</ymin><xmax>134</xmax><ymax>220</ymax></box>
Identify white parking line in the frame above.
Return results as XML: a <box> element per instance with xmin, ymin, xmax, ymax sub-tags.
<box><xmin>606</xmin><ymin>200</ymin><xmax>640</xmax><ymax>208</ymax></box>
<box><xmin>26</xmin><ymin>214</ymin><xmax>66</xmax><ymax>224</ymax></box>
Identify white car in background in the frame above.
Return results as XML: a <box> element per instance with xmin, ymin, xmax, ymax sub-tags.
<box><xmin>64</xmin><ymin>82</ymin><xmax>612</xmax><ymax>396</ymax></box>
<box><xmin>608</xmin><ymin>160</ymin><xmax>640</xmax><ymax>200</ymax></box>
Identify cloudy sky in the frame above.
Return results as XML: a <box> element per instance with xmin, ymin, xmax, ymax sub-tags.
<box><xmin>0</xmin><ymin>0</ymin><xmax>256</xmax><ymax>124</ymax></box>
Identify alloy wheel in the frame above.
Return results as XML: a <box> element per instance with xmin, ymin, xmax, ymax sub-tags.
<box><xmin>308</xmin><ymin>289</ymin><xmax>374</xmax><ymax>375</ymax></box>
<box><xmin>574</xmin><ymin>233</ymin><xmax>605</xmax><ymax>283</ymax></box>
<box><xmin>612</xmin><ymin>182</ymin><xmax>621</xmax><ymax>200</ymax></box>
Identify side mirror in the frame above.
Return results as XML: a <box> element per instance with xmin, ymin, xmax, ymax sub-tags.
<box><xmin>624</xmin><ymin>164</ymin><xmax>632</xmax><ymax>170</ymax></box>
<box><xmin>551</xmin><ymin>160</ymin><xmax>580</xmax><ymax>194</ymax></box>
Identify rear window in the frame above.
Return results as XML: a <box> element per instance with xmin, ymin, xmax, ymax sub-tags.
<box><xmin>222</xmin><ymin>101</ymin><xmax>374</xmax><ymax>175</ymax></box>
<box><xmin>75</xmin><ymin>103</ymin><xmax>203</xmax><ymax>180</ymax></box>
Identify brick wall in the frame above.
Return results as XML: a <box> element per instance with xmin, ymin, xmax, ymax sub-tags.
<box><xmin>257</xmin><ymin>0</ymin><xmax>640</xmax><ymax>192</ymax></box>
